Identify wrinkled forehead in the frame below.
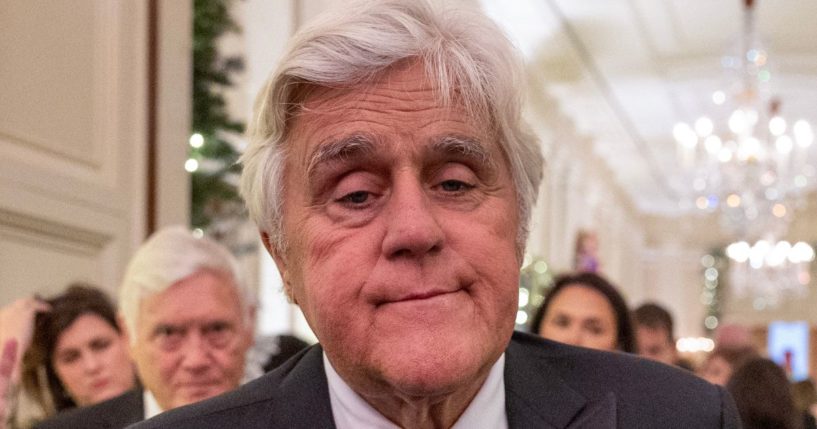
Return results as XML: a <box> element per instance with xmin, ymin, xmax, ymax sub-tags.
<box><xmin>283</xmin><ymin>60</ymin><xmax>494</xmax><ymax>141</ymax></box>
<box><xmin>137</xmin><ymin>271</ymin><xmax>243</xmax><ymax>317</ymax></box>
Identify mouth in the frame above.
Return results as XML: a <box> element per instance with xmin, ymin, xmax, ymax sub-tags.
<box><xmin>375</xmin><ymin>287</ymin><xmax>468</xmax><ymax>310</ymax></box>
<box><xmin>91</xmin><ymin>379</ymin><xmax>109</xmax><ymax>389</ymax></box>
<box><xmin>179</xmin><ymin>380</ymin><xmax>219</xmax><ymax>389</ymax></box>
<box><xmin>399</xmin><ymin>289</ymin><xmax>455</xmax><ymax>301</ymax></box>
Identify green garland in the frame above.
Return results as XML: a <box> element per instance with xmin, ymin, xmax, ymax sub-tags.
<box><xmin>701</xmin><ymin>248</ymin><xmax>727</xmax><ymax>335</ymax></box>
<box><xmin>517</xmin><ymin>255</ymin><xmax>553</xmax><ymax>330</ymax></box>
<box><xmin>190</xmin><ymin>0</ymin><xmax>245</xmax><ymax>229</ymax></box>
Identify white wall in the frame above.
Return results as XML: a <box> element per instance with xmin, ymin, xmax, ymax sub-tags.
<box><xmin>0</xmin><ymin>0</ymin><xmax>190</xmax><ymax>304</ymax></box>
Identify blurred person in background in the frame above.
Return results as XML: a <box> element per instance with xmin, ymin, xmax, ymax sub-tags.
<box><xmin>714</xmin><ymin>323</ymin><xmax>754</xmax><ymax>350</ymax></box>
<box><xmin>0</xmin><ymin>284</ymin><xmax>136</xmax><ymax>428</ymax></box>
<box><xmin>35</xmin><ymin>226</ymin><xmax>255</xmax><ymax>429</ymax></box>
<box><xmin>697</xmin><ymin>345</ymin><xmax>758</xmax><ymax>386</ymax></box>
<box><xmin>633</xmin><ymin>302</ymin><xmax>691</xmax><ymax>369</ymax></box>
<box><xmin>530</xmin><ymin>272</ymin><xmax>636</xmax><ymax>353</ymax></box>
<box><xmin>792</xmin><ymin>378</ymin><xmax>817</xmax><ymax>429</ymax></box>
<box><xmin>728</xmin><ymin>357</ymin><xmax>803</xmax><ymax>429</ymax></box>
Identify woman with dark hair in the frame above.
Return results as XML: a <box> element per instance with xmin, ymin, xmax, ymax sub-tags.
<box><xmin>529</xmin><ymin>272</ymin><xmax>636</xmax><ymax>353</ymax></box>
<box><xmin>728</xmin><ymin>357</ymin><xmax>803</xmax><ymax>429</ymax></box>
<box><xmin>0</xmin><ymin>284</ymin><xmax>135</xmax><ymax>426</ymax></box>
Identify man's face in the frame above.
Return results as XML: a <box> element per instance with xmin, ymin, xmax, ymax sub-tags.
<box><xmin>636</xmin><ymin>325</ymin><xmax>676</xmax><ymax>365</ymax></box>
<box><xmin>270</xmin><ymin>61</ymin><xmax>521</xmax><ymax>399</ymax></box>
<box><xmin>129</xmin><ymin>270</ymin><xmax>253</xmax><ymax>410</ymax></box>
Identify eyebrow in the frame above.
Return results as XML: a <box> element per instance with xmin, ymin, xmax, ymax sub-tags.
<box><xmin>306</xmin><ymin>134</ymin><xmax>377</xmax><ymax>180</ymax></box>
<box><xmin>430</xmin><ymin>135</ymin><xmax>494</xmax><ymax>168</ymax></box>
<box><xmin>305</xmin><ymin>133</ymin><xmax>495</xmax><ymax>182</ymax></box>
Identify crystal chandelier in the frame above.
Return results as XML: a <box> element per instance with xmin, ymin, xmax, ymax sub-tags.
<box><xmin>725</xmin><ymin>239</ymin><xmax>815</xmax><ymax>308</ymax></box>
<box><xmin>672</xmin><ymin>0</ymin><xmax>816</xmax><ymax>240</ymax></box>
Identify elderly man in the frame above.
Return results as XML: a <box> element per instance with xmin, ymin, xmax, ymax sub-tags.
<box><xmin>135</xmin><ymin>1</ymin><xmax>740</xmax><ymax>428</ymax></box>
<box><xmin>36</xmin><ymin>227</ymin><xmax>255</xmax><ymax>428</ymax></box>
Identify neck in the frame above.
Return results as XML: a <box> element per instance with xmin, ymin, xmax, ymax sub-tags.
<box><xmin>360</xmin><ymin>372</ymin><xmax>489</xmax><ymax>429</ymax></box>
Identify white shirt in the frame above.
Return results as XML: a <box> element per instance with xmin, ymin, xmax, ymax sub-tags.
<box><xmin>324</xmin><ymin>353</ymin><xmax>508</xmax><ymax>429</ymax></box>
<box><xmin>143</xmin><ymin>390</ymin><xmax>164</xmax><ymax>420</ymax></box>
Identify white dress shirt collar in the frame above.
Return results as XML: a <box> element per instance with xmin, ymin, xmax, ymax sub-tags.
<box><xmin>323</xmin><ymin>352</ymin><xmax>508</xmax><ymax>429</ymax></box>
<box><xmin>143</xmin><ymin>389</ymin><xmax>164</xmax><ymax>420</ymax></box>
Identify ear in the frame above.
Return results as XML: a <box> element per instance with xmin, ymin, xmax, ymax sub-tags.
<box><xmin>261</xmin><ymin>231</ymin><xmax>297</xmax><ymax>305</ymax></box>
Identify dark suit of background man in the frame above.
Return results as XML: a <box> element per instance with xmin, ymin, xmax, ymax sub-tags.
<box><xmin>134</xmin><ymin>1</ymin><xmax>742</xmax><ymax>428</ymax></box>
<box><xmin>36</xmin><ymin>227</ymin><xmax>255</xmax><ymax>428</ymax></box>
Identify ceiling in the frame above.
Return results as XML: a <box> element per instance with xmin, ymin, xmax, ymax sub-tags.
<box><xmin>480</xmin><ymin>0</ymin><xmax>817</xmax><ymax>218</ymax></box>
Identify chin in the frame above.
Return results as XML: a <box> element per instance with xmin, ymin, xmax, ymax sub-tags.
<box><xmin>376</xmin><ymin>337</ymin><xmax>499</xmax><ymax>399</ymax></box>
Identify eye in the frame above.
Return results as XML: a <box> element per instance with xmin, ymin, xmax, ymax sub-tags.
<box><xmin>430</xmin><ymin>163</ymin><xmax>478</xmax><ymax>197</ymax></box>
<box><xmin>203</xmin><ymin>321</ymin><xmax>235</xmax><ymax>348</ymax></box>
<box><xmin>157</xmin><ymin>326</ymin><xmax>178</xmax><ymax>337</ymax></box>
<box><xmin>338</xmin><ymin>190</ymin><xmax>371</xmax><ymax>205</ymax></box>
<box><xmin>584</xmin><ymin>321</ymin><xmax>606</xmax><ymax>335</ymax></box>
<box><xmin>551</xmin><ymin>315</ymin><xmax>570</xmax><ymax>328</ymax></box>
<box><xmin>57</xmin><ymin>350</ymin><xmax>80</xmax><ymax>365</ymax></box>
<box><xmin>328</xmin><ymin>171</ymin><xmax>383</xmax><ymax>211</ymax></box>
<box><xmin>439</xmin><ymin>180</ymin><xmax>474</xmax><ymax>193</ymax></box>
<box><xmin>89</xmin><ymin>337</ymin><xmax>112</xmax><ymax>352</ymax></box>
<box><xmin>153</xmin><ymin>325</ymin><xmax>185</xmax><ymax>349</ymax></box>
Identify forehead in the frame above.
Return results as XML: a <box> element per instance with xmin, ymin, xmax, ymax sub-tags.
<box><xmin>550</xmin><ymin>285</ymin><xmax>615</xmax><ymax>319</ymax></box>
<box><xmin>637</xmin><ymin>325</ymin><xmax>671</xmax><ymax>342</ymax></box>
<box><xmin>288</xmin><ymin>62</ymin><xmax>494</xmax><ymax>160</ymax></box>
<box><xmin>55</xmin><ymin>313</ymin><xmax>116</xmax><ymax>350</ymax></box>
<box><xmin>137</xmin><ymin>271</ymin><xmax>243</xmax><ymax>326</ymax></box>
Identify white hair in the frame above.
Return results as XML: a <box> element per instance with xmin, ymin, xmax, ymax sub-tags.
<box><xmin>118</xmin><ymin>226</ymin><xmax>255</xmax><ymax>341</ymax></box>
<box><xmin>240</xmin><ymin>0</ymin><xmax>544</xmax><ymax>257</ymax></box>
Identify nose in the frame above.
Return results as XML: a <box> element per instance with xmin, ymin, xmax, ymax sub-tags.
<box><xmin>381</xmin><ymin>175</ymin><xmax>444</xmax><ymax>259</ymax></box>
<box><xmin>179</xmin><ymin>332</ymin><xmax>212</xmax><ymax>373</ymax></box>
<box><xmin>572</xmin><ymin>330</ymin><xmax>589</xmax><ymax>348</ymax></box>
<box><xmin>81</xmin><ymin>352</ymin><xmax>103</xmax><ymax>374</ymax></box>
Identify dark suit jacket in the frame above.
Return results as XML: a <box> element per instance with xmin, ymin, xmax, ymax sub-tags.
<box><xmin>35</xmin><ymin>388</ymin><xmax>144</xmax><ymax>429</ymax></box>
<box><xmin>130</xmin><ymin>332</ymin><xmax>741</xmax><ymax>428</ymax></box>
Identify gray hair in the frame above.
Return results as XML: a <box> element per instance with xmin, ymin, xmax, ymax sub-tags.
<box><xmin>118</xmin><ymin>226</ymin><xmax>255</xmax><ymax>341</ymax></box>
<box><xmin>240</xmin><ymin>0</ymin><xmax>544</xmax><ymax>257</ymax></box>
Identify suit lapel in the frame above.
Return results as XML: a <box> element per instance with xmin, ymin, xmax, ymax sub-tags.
<box><xmin>504</xmin><ymin>333</ymin><xmax>617</xmax><ymax>429</ymax></box>
<box><xmin>98</xmin><ymin>388</ymin><xmax>145</xmax><ymax>428</ymax></box>
<box><xmin>564</xmin><ymin>393</ymin><xmax>616</xmax><ymax>429</ymax></box>
<box><xmin>275</xmin><ymin>345</ymin><xmax>338</xmax><ymax>429</ymax></box>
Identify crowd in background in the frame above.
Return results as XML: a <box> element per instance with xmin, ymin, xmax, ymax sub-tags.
<box><xmin>529</xmin><ymin>269</ymin><xmax>817</xmax><ymax>429</ymax></box>
<box><xmin>0</xmin><ymin>227</ymin><xmax>309</xmax><ymax>429</ymax></box>
<box><xmin>1</xmin><ymin>238</ymin><xmax>815</xmax><ymax>429</ymax></box>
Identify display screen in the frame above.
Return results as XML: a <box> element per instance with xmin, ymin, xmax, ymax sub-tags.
<box><xmin>768</xmin><ymin>320</ymin><xmax>810</xmax><ymax>381</ymax></box>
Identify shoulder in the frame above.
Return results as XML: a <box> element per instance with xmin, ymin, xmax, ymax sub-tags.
<box><xmin>34</xmin><ymin>388</ymin><xmax>143</xmax><ymax>429</ymax></box>
<box><xmin>131</xmin><ymin>344</ymin><xmax>335</xmax><ymax>429</ymax></box>
<box><xmin>507</xmin><ymin>331</ymin><xmax>739</xmax><ymax>428</ymax></box>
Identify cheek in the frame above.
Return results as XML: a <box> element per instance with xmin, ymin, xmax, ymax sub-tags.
<box><xmin>605</xmin><ymin>332</ymin><xmax>619</xmax><ymax>348</ymax></box>
<box><xmin>54</xmin><ymin>362</ymin><xmax>85</xmax><ymax>396</ymax></box>
<box><xmin>53</xmin><ymin>362</ymin><xmax>75</xmax><ymax>384</ymax></box>
<box><xmin>457</xmin><ymin>232</ymin><xmax>518</xmax><ymax>310</ymax></box>
<box><xmin>293</xmin><ymin>226</ymin><xmax>379</xmax><ymax>317</ymax></box>
<box><xmin>110</xmin><ymin>343</ymin><xmax>133</xmax><ymax>372</ymax></box>
<box><xmin>220</xmin><ymin>339</ymin><xmax>250</xmax><ymax>373</ymax></box>
<box><xmin>138</xmin><ymin>344</ymin><xmax>175</xmax><ymax>379</ymax></box>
